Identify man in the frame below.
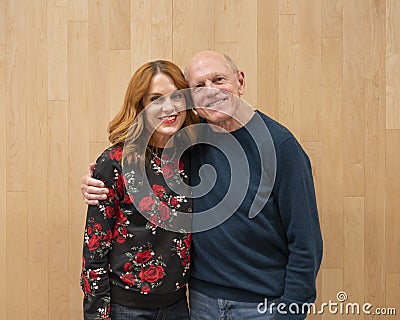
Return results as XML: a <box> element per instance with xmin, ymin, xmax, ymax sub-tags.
<box><xmin>82</xmin><ymin>51</ymin><xmax>323</xmax><ymax>319</ymax></box>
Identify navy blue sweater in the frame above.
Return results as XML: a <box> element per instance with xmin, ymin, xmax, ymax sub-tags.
<box><xmin>190</xmin><ymin>111</ymin><xmax>323</xmax><ymax>319</ymax></box>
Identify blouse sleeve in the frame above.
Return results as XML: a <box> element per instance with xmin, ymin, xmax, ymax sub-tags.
<box><xmin>80</xmin><ymin>154</ymin><xmax>122</xmax><ymax>320</ymax></box>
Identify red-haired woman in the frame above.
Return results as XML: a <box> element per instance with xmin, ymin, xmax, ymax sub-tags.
<box><xmin>80</xmin><ymin>60</ymin><xmax>197</xmax><ymax>319</ymax></box>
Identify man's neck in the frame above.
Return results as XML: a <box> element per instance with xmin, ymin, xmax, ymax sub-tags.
<box><xmin>209</xmin><ymin>107</ymin><xmax>255</xmax><ymax>133</ymax></box>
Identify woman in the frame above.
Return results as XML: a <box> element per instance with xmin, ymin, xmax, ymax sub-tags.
<box><xmin>80</xmin><ymin>60</ymin><xmax>198</xmax><ymax>319</ymax></box>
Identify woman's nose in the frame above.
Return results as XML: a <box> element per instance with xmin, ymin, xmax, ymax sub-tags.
<box><xmin>161</xmin><ymin>98</ymin><xmax>175</xmax><ymax>113</ymax></box>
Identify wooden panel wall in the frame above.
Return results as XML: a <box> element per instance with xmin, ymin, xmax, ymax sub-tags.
<box><xmin>1</xmin><ymin>0</ymin><xmax>399</xmax><ymax>319</ymax></box>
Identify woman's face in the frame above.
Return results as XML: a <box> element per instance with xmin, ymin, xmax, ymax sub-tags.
<box><xmin>142</xmin><ymin>73</ymin><xmax>187</xmax><ymax>147</ymax></box>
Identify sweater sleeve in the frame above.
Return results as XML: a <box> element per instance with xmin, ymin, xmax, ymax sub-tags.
<box><xmin>273</xmin><ymin>137</ymin><xmax>323</xmax><ymax>320</ymax></box>
<box><xmin>80</xmin><ymin>153</ymin><xmax>122</xmax><ymax>320</ymax></box>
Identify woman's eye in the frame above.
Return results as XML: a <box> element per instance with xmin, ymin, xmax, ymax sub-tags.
<box><xmin>171</xmin><ymin>92</ymin><xmax>182</xmax><ymax>100</ymax></box>
<box><xmin>151</xmin><ymin>96</ymin><xmax>163</xmax><ymax>103</ymax></box>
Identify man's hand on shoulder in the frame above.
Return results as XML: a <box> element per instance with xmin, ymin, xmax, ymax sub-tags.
<box><xmin>81</xmin><ymin>163</ymin><xmax>109</xmax><ymax>205</ymax></box>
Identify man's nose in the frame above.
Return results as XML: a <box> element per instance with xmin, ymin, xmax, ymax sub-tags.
<box><xmin>204</xmin><ymin>79</ymin><xmax>215</xmax><ymax>88</ymax></box>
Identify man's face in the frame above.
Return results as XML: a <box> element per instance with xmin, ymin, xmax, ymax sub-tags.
<box><xmin>185</xmin><ymin>53</ymin><xmax>245</xmax><ymax>126</ymax></box>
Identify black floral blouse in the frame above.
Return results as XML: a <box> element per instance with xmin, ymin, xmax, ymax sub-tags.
<box><xmin>80</xmin><ymin>145</ymin><xmax>192</xmax><ymax>319</ymax></box>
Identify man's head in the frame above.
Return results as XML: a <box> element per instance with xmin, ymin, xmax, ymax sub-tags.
<box><xmin>184</xmin><ymin>51</ymin><xmax>248</xmax><ymax>130</ymax></box>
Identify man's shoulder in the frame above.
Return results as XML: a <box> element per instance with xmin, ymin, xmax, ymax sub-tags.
<box><xmin>254</xmin><ymin>110</ymin><xmax>294</xmax><ymax>146</ymax></box>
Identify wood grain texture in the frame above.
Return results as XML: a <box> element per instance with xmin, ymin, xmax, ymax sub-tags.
<box><xmin>48</xmin><ymin>101</ymin><xmax>70</xmax><ymax>320</ymax></box>
<box><xmin>172</xmin><ymin>0</ymin><xmax>194</xmax><ymax>70</ymax></box>
<box><xmin>257</xmin><ymin>0</ymin><xmax>279</xmax><ymax>118</ymax></box>
<box><xmin>299</xmin><ymin>0</ymin><xmax>321</xmax><ymax>142</ymax></box>
<box><xmin>68</xmin><ymin>0</ymin><xmax>88</xmax><ymax>21</ymax></box>
<box><xmin>88</xmin><ymin>0</ymin><xmax>110</xmax><ymax>144</ymax></box>
<box><xmin>192</xmin><ymin>0</ymin><xmax>215</xmax><ymax>54</ymax></box>
<box><xmin>0</xmin><ymin>44</ymin><xmax>6</xmax><ymax>315</ymax></box>
<box><xmin>109</xmin><ymin>0</ymin><xmax>130</xmax><ymax>50</ymax></box>
<box><xmin>151</xmin><ymin>0</ymin><xmax>172</xmax><ymax>60</ymax></box>
<box><xmin>321</xmin><ymin>36</ymin><xmax>343</xmax><ymax>269</ymax></box>
<box><xmin>364</xmin><ymin>0</ymin><xmax>386</xmax><ymax>312</ymax></box>
<box><xmin>386</xmin><ymin>274</ymin><xmax>400</xmax><ymax>317</ymax></box>
<box><xmin>131</xmin><ymin>0</ymin><xmax>151</xmax><ymax>71</ymax></box>
<box><xmin>7</xmin><ymin>192</ymin><xmax>28</xmax><ymax>319</ymax></box>
<box><xmin>28</xmin><ymin>263</ymin><xmax>48</xmax><ymax>320</ymax></box>
<box><xmin>278</xmin><ymin>13</ymin><xmax>300</xmax><ymax>137</ymax></box>
<box><xmin>385</xmin><ymin>130</ymin><xmax>400</xmax><ymax>274</ymax></box>
<box><xmin>27</xmin><ymin>0</ymin><xmax>48</xmax><ymax>264</ymax></box>
<box><xmin>0</xmin><ymin>0</ymin><xmax>4</xmax><ymax>45</ymax></box>
<box><xmin>47</xmin><ymin>0</ymin><xmax>68</xmax><ymax>100</ymax></box>
<box><xmin>386</xmin><ymin>0</ymin><xmax>400</xmax><ymax>129</ymax></box>
<box><xmin>6</xmin><ymin>0</ymin><xmax>27</xmax><ymax>192</ymax></box>
<box><xmin>236</xmin><ymin>0</ymin><xmax>258</xmax><ymax>107</ymax></box>
<box><xmin>343</xmin><ymin>197</ymin><xmax>364</xmax><ymax>319</ymax></box>
<box><xmin>342</xmin><ymin>0</ymin><xmax>367</xmax><ymax>197</ymax></box>
<box><xmin>109</xmin><ymin>49</ymin><xmax>131</xmax><ymax>121</ymax></box>
<box><xmin>321</xmin><ymin>0</ymin><xmax>342</xmax><ymax>38</ymax></box>
<box><xmin>68</xmin><ymin>21</ymin><xmax>89</xmax><ymax>315</ymax></box>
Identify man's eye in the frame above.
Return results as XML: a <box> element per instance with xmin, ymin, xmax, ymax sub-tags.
<box><xmin>214</xmin><ymin>77</ymin><xmax>225</xmax><ymax>83</ymax></box>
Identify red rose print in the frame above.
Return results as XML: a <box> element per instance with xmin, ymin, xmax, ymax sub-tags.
<box><xmin>82</xmin><ymin>275</ymin><xmax>91</xmax><ymax>293</ymax></box>
<box><xmin>179</xmin><ymin>247</ymin><xmax>187</xmax><ymax>258</ymax></box>
<box><xmin>113</xmin><ymin>229</ymin><xmax>119</xmax><ymax>239</ymax></box>
<box><xmin>169</xmin><ymin>197</ymin><xmax>178</xmax><ymax>207</ymax></box>
<box><xmin>117</xmin><ymin>235</ymin><xmax>125</xmax><ymax>244</ymax></box>
<box><xmin>116</xmin><ymin>175</ymin><xmax>125</xmax><ymax>195</ymax></box>
<box><xmin>149</xmin><ymin>215</ymin><xmax>158</xmax><ymax>227</ymax></box>
<box><xmin>138</xmin><ymin>196</ymin><xmax>155</xmax><ymax>212</ymax></box>
<box><xmin>124</xmin><ymin>194</ymin><xmax>133</xmax><ymax>204</ymax></box>
<box><xmin>134</xmin><ymin>249</ymin><xmax>153</xmax><ymax>264</ymax></box>
<box><xmin>107</xmin><ymin>188</ymin><xmax>116</xmax><ymax>199</ymax></box>
<box><xmin>123</xmin><ymin>262</ymin><xmax>133</xmax><ymax>272</ymax></box>
<box><xmin>139</xmin><ymin>264</ymin><xmax>165</xmax><ymax>283</ymax></box>
<box><xmin>87</xmin><ymin>226</ymin><xmax>93</xmax><ymax>235</ymax></box>
<box><xmin>121</xmin><ymin>273</ymin><xmax>135</xmax><ymax>286</ymax></box>
<box><xmin>116</xmin><ymin>207</ymin><xmax>127</xmax><ymax>224</ymax></box>
<box><xmin>109</xmin><ymin>148</ymin><xmax>122</xmax><ymax>161</ymax></box>
<box><xmin>120</xmin><ymin>226</ymin><xmax>128</xmax><ymax>236</ymax></box>
<box><xmin>152</xmin><ymin>184</ymin><xmax>166</xmax><ymax>197</ymax></box>
<box><xmin>89</xmin><ymin>270</ymin><xmax>98</xmax><ymax>279</ymax></box>
<box><xmin>183</xmin><ymin>235</ymin><xmax>191</xmax><ymax>248</ymax></box>
<box><xmin>178</xmin><ymin>160</ymin><xmax>184</xmax><ymax>171</ymax></box>
<box><xmin>154</xmin><ymin>157</ymin><xmax>161</xmax><ymax>166</ymax></box>
<box><xmin>141</xmin><ymin>285</ymin><xmax>150</xmax><ymax>294</ymax></box>
<box><xmin>105</xmin><ymin>206</ymin><xmax>114</xmax><ymax>218</ymax></box>
<box><xmin>93</xmin><ymin>223</ymin><xmax>102</xmax><ymax>232</ymax></box>
<box><xmin>105</xmin><ymin>230</ymin><xmax>112</xmax><ymax>241</ymax></box>
<box><xmin>88</xmin><ymin>234</ymin><xmax>100</xmax><ymax>251</ymax></box>
<box><xmin>162</xmin><ymin>164</ymin><xmax>174</xmax><ymax>179</ymax></box>
<box><xmin>158</xmin><ymin>201</ymin><xmax>170</xmax><ymax>221</ymax></box>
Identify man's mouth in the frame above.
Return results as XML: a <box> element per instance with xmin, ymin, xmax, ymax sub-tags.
<box><xmin>206</xmin><ymin>98</ymin><xmax>228</xmax><ymax>109</ymax></box>
<box><xmin>159</xmin><ymin>114</ymin><xmax>178</xmax><ymax>124</ymax></box>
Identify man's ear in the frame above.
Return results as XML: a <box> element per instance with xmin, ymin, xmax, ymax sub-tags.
<box><xmin>237</xmin><ymin>70</ymin><xmax>245</xmax><ymax>96</ymax></box>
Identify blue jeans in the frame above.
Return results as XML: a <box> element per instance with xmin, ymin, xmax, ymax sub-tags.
<box><xmin>189</xmin><ymin>290</ymin><xmax>276</xmax><ymax>320</ymax></box>
<box><xmin>110</xmin><ymin>298</ymin><xmax>190</xmax><ymax>320</ymax></box>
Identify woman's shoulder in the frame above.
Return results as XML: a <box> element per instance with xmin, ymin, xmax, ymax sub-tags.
<box><xmin>94</xmin><ymin>144</ymin><xmax>123</xmax><ymax>179</ymax></box>
<box><xmin>97</xmin><ymin>145</ymin><xmax>123</xmax><ymax>164</ymax></box>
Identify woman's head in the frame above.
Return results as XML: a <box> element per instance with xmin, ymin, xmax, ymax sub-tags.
<box><xmin>108</xmin><ymin>60</ymin><xmax>197</xmax><ymax>147</ymax></box>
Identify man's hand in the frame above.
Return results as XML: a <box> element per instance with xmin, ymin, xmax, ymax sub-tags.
<box><xmin>81</xmin><ymin>163</ymin><xmax>109</xmax><ymax>205</ymax></box>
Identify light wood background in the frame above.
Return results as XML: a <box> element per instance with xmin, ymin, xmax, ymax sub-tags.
<box><xmin>1</xmin><ymin>0</ymin><xmax>399</xmax><ymax>319</ymax></box>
